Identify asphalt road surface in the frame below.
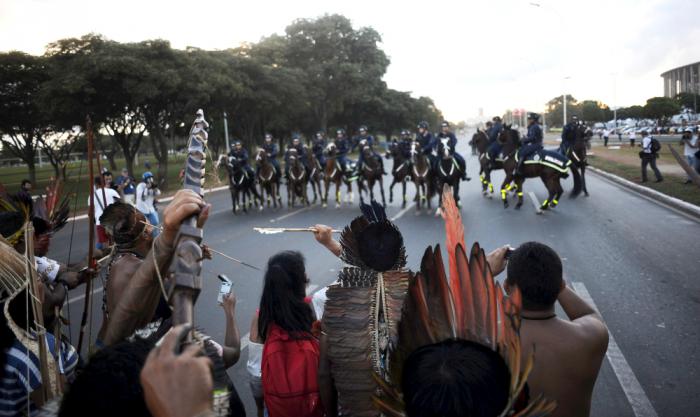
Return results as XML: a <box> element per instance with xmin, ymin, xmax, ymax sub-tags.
<box><xmin>48</xmin><ymin>132</ymin><xmax>699</xmax><ymax>417</ymax></box>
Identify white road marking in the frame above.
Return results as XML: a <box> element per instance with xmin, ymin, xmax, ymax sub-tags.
<box><xmin>390</xmin><ymin>202</ymin><xmax>416</xmax><ymax>221</ymax></box>
<box><xmin>528</xmin><ymin>191</ymin><xmax>543</xmax><ymax>214</ymax></box>
<box><xmin>269</xmin><ymin>206</ymin><xmax>313</xmax><ymax>223</ymax></box>
<box><xmin>68</xmin><ymin>286</ymin><xmax>104</xmax><ymax>304</ymax></box>
<box><xmin>572</xmin><ymin>282</ymin><xmax>659</xmax><ymax>417</ymax></box>
<box><xmin>240</xmin><ymin>283</ymin><xmax>322</xmax><ymax>351</ymax></box>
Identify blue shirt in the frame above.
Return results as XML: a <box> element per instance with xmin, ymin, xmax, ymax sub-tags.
<box><xmin>1</xmin><ymin>333</ymin><xmax>78</xmax><ymax>417</ymax></box>
<box><xmin>335</xmin><ymin>137</ymin><xmax>351</xmax><ymax>156</ymax></box>
<box><xmin>114</xmin><ymin>175</ymin><xmax>135</xmax><ymax>195</ymax></box>
<box><xmin>417</xmin><ymin>131</ymin><xmax>436</xmax><ymax>154</ymax></box>
<box><xmin>262</xmin><ymin>143</ymin><xmax>278</xmax><ymax>158</ymax></box>
<box><xmin>353</xmin><ymin>135</ymin><xmax>375</xmax><ymax>152</ymax></box>
<box><xmin>488</xmin><ymin>122</ymin><xmax>503</xmax><ymax>143</ymax></box>
<box><xmin>523</xmin><ymin>123</ymin><xmax>543</xmax><ymax>145</ymax></box>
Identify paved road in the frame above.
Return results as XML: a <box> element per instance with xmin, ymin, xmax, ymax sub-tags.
<box><xmin>48</xmin><ymin>132</ymin><xmax>699</xmax><ymax>417</ymax></box>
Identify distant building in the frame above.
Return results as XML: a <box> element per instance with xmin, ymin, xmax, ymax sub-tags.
<box><xmin>661</xmin><ymin>61</ymin><xmax>700</xmax><ymax>97</ymax></box>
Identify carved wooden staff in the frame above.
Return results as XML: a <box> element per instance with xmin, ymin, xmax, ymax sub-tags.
<box><xmin>168</xmin><ymin>109</ymin><xmax>208</xmax><ymax>341</ymax></box>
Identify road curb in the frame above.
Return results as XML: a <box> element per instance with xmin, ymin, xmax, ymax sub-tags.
<box><xmin>588</xmin><ymin>166</ymin><xmax>700</xmax><ymax>220</ymax></box>
<box><xmin>67</xmin><ymin>185</ymin><xmax>230</xmax><ymax>222</ymax></box>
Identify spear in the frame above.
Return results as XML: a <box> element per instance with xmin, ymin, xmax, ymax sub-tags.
<box><xmin>253</xmin><ymin>227</ymin><xmax>341</xmax><ymax>234</ymax></box>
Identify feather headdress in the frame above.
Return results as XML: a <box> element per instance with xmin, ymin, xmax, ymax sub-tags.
<box><xmin>32</xmin><ymin>178</ymin><xmax>70</xmax><ymax>235</ymax></box>
<box><xmin>373</xmin><ymin>186</ymin><xmax>556</xmax><ymax>417</ymax></box>
<box><xmin>323</xmin><ymin>200</ymin><xmax>411</xmax><ymax>417</ymax></box>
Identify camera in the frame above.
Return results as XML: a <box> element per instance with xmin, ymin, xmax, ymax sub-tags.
<box><xmin>217</xmin><ymin>274</ymin><xmax>233</xmax><ymax>304</ymax></box>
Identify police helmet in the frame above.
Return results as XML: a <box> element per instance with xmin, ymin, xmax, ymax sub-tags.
<box><xmin>417</xmin><ymin>121</ymin><xmax>429</xmax><ymax>129</ymax></box>
<box><xmin>337</xmin><ymin>128</ymin><xmax>346</xmax><ymax>136</ymax></box>
<box><xmin>359</xmin><ymin>125</ymin><xmax>368</xmax><ymax>133</ymax></box>
<box><xmin>493</xmin><ymin>116</ymin><xmax>502</xmax><ymax>122</ymax></box>
<box><xmin>400</xmin><ymin>129</ymin><xmax>411</xmax><ymax>137</ymax></box>
<box><xmin>264</xmin><ymin>133</ymin><xmax>273</xmax><ymax>141</ymax></box>
<box><xmin>316</xmin><ymin>131</ymin><xmax>324</xmax><ymax>139</ymax></box>
<box><xmin>527</xmin><ymin>113</ymin><xmax>540</xmax><ymax>121</ymax></box>
<box><xmin>441</xmin><ymin>121</ymin><xmax>450</xmax><ymax>128</ymax></box>
<box><xmin>292</xmin><ymin>133</ymin><xmax>301</xmax><ymax>142</ymax></box>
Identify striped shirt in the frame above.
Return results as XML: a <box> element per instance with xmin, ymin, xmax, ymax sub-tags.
<box><xmin>1</xmin><ymin>334</ymin><xmax>78</xmax><ymax>417</ymax></box>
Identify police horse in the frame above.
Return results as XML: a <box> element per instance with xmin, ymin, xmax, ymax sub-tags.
<box><xmin>498</xmin><ymin>126</ymin><xmax>572</xmax><ymax>211</ymax></box>
<box><xmin>385</xmin><ymin>140</ymin><xmax>411</xmax><ymax>208</ymax></box>
<box><xmin>321</xmin><ymin>142</ymin><xmax>357</xmax><ymax>208</ymax></box>
<box><xmin>564</xmin><ymin>123</ymin><xmax>590</xmax><ymax>198</ymax></box>
<box><xmin>357</xmin><ymin>139</ymin><xmax>386</xmax><ymax>206</ymax></box>
<box><xmin>435</xmin><ymin>136</ymin><xmax>463</xmax><ymax>213</ymax></box>
<box><xmin>305</xmin><ymin>146</ymin><xmax>324</xmax><ymax>205</ymax></box>
<box><xmin>286</xmin><ymin>148</ymin><xmax>309</xmax><ymax>208</ymax></box>
<box><xmin>220</xmin><ymin>154</ymin><xmax>261</xmax><ymax>214</ymax></box>
<box><xmin>410</xmin><ymin>140</ymin><xmax>435</xmax><ymax>214</ymax></box>
<box><xmin>473</xmin><ymin>129</ymin><xmax>505</xmax><ymax>198</ymax></box>
<box><xmin>255</xmin><ymin>148</ymin><xmax>282</xmax><ymax>210</ymax></box>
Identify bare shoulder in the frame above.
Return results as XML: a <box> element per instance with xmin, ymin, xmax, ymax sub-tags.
<box><xmin>568</xmin><ymin>315</ymin><xmax>610</xmax><ymax>352</ymax></box>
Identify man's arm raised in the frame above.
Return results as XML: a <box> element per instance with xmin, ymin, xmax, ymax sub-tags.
<box><xmin>313</xmin><ymin>224</ymin><xmax>341</xmax><ymax>258</ymax></box>
<box><xmin>559</xmin><ymin>285</ymin><xmax>609</xmax><ymax>348</ymax></box>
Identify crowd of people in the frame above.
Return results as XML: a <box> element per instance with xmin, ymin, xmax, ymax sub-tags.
<box><xmin>0</xmin><ymin>166</ymin><xmax>611</xmax><ymax>417</ymax></box>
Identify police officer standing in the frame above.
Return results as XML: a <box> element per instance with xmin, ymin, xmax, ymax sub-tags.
<box><xmin>516</xmin><ymin>113</ymin><xmax>544</xmax><ymax>175</ymax></box>
<box><xmin>436</xmin><ymin>121</ymin><xmax>470</xmax><ymax>181</ymax></box>
<box><xmin>257</xmin><ymin>133</ymin><xmax>281</xmax><ymax>183</ymax></box>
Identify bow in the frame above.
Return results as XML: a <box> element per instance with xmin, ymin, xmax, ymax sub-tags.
<box><xmin>77</xmin><ymin>116</ymin><xmax>97</xmax><ymax>354</ymax></box>
<box><xmin>167</xmin><ymin>109</ymin><xmax>208</xmax><ymax>340</ymax></box>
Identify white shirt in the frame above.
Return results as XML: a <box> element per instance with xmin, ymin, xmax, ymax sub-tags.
<box><xmin>642</xmin><ymin>136</ymin><xmax>652</xmax><ymax>153</ymax></box>
<box><xmin>88</xmin><ymin>187</ymin><xmax>121</xmax><ymax>225</ymax></box>
<box><xmin>629</xmin><ymin>131</ymin><xmax>636</xmax><ymax>139</ymax></box>
<box><xmin>603</xmin><ymin>129</ymin><xmax>610</xmax><ymax>137</ymax></box>
<box><xmin>683</xmin><ymin>135</ymin><xmax>698</xmax><ymax>157</ymax></box>
<box><xmin>136</xmin><ymin>182</ymin><xmax>161</xmax><ymax>214</ymax></box>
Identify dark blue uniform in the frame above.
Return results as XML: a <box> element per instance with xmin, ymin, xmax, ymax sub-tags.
<box><xmin>487</xmin><ymin>121</ymin><xmax>504</xmax><ymax>159</ymax></box>
<box><xmin>417</xmin><ymin>131</ymin><xmax>436</xmax><ymax>167</ymax></box>
<box><xmin>312</xmin><ymin>137</ymin><xmax>326</xmax><ymax>166</ymax></box>
<box><xmin>518</xmin><ymin>122</ymin><xmax>544</xmax><ymax>167</ymax></box>
<box><xmin>256</xmin><ymin>142</ymin><xmax>281</xmax><ymax>178</ymax></box>
<box><xmin>353</xmin><ymin>134</ymin><xmax>384</xmax><ymax>173</ymax></box>
<box><xmin>560</xmin><ymin>122</ymin><xmax>576</xmax><ymax>155</ymax></box>
<box><xmin>285</xmin><ymin>142</ymin><xmax>309</xmax><ymax>177</ymax></box>
<box><xmin>229</xmin><ymin>148</ymin><xmax>254</xmax><ymax>177</ymax></box>
<box><xmin>436</xmin><ymin>132</ymin><xmax>468</xmax><ymax>179</ymax></box>
<box><xmin>398</xmin><ymin>138</ymin><xmax>413</xmax><ymax>159</ymax></box>
<box><xmin>334</xmin><ymin>136</ymin><xmax>352</xmax><ymax>172</ymax></box>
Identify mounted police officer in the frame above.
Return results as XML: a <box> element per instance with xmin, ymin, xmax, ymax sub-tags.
<box><xmin>229</xmin><ymin>140</ymin><xmax>255</xmax><ymax>178</ymax></box>
<box><xmin>436</xmin><ymin>121</ymin><xmax>470</xmax><ymax>181</ymax></box>
<box><xmin>312</xmin><ymin>131</ymin><xmax>327</xmax><ymax>166</ymax></box>
<box><xmin>334</xmin><ymin>128</ymin><xmax>352</xmax><ymax>174</ymax></box>
<box><xmin>352</xmin><ymin>125</ymin><xmax>386</xmax><ymax>175</ymax></box>
<box><xmin>560</xmin><ymin>115</ymin><xmax>578</xmax><ymax>155</ymax></box>
<box><xmin>256</xmin><ymin>133</ymin><xmax>281</xmax><ymax>181</ymax></box>
<box><xmin>516</xmin><ymin>113</ymin><xmax>544</xmax><ymax>175</ymax></box>
<box><xmin>397</xmin><ymin>129</ymin><xmax>413</xmax><ymax>159</ymax></box>
<box><xmin>486</xmin><ymin>116</ymin><xmax>504</xmax><ymax>160</ymax></box>
<box><xmin>416</xmin><ymin>121</ymin><xmax>437</xmax><ymax>167</ymax></box>
<box><xmin>284</xmin><ymin>133</ymin><xmax>308</xmax><ymax>179</ymax></box>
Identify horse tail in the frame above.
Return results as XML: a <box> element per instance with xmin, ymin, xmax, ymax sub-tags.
<box><xmin>570</xmin><ymin>165</ymin><xmax>582</xmax><ymax>198</ymax></box>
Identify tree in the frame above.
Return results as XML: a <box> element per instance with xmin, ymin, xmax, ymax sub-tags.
<box><xmin>675</xmin><ymin>92</ymin><xmax>698</xmax><ymax>112</ymax></box>
<box><xmin>37</xmin><ymin>128</ymin><xmax>81</xmax><ymax>179</ymax></box>
<box><xmin>545</xmin><ymin>95</ymin><xmax>580</xmax><ymax>127</ymax></box>
<box><xmin>617</xmin><ymin>105</ymin><xmax>645</xmax><ymax>120</ymax></box>
<box><xmin>644</xmin><ymin>96</ymin><xmax>680</xmax><ymax>120</ymax></box>
<box><xmin>0</xmin><ymin>51</ymin><xmax>50</xmax><ymax>183</ymax></box>
<box><xmin>580</xmin><ymin>100</ymin><xmax>613</xmax><ymax>123</ymax></box>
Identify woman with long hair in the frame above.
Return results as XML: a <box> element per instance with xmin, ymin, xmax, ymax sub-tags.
<box><xmin>253</xmin><ymin>251</ymin><xmax>323</xmax><ymax>417</ymax></box>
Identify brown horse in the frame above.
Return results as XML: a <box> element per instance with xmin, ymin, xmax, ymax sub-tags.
<box><xmin>385</xmin><ymin>141</ymin><xmax>411</xmax><ymax>207</ymax></box>
<box><xmin>286</xmin><ymin>148</ymin><xmax>309</xmax><ymax>208</ymax></box>
<box><xmin>498</xmin><ymin>125</ymin><xmax>571</xmax><ymax>211</ymax></box>
<box><xmin>305</xmin><ymin>147</ymin><xmax>324</xmax><ymax>205</ymax></box>
<box><xmin>220</xmin><ymin>154</ymin><xmax>261</xmax><ymax>214</ymax></box>
<box><xmin>435</xmin><ymin>137</ymin><xmax>463</xmax><ymax>214</ymax></box>
<box><xmin>565</xmin><ymin>123</ymin><xmax>590</xmax><ymax>197</ymax></box>
<box><xmin>358</xmin><ymin>142</ymin><xmax>386</xmax><ymax>206</ymax></box>
<box><xmin>255</xmin><ymin>148</ymin><xmax>281</xmax><ymax>210</ymax></box>
<box><xmin>410</xmin><ymin>140</ymin><xmax>434</xmax><ymax>213</ymax></box>
<box><xmin>321</xmin><ymin>143</ymin><xmax>354</xmax><ymax>208</ymax></box>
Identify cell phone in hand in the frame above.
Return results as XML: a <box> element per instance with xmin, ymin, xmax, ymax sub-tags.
<box><xmin>217</xmin><ymin>274</ymin><xmax>232</xmax><ymax>304</ymax></box>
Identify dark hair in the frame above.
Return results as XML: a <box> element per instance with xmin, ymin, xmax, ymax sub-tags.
<box><xmin>21</xmin><ymin>179</ymin><xmax>31</xmax><ymax>187</ymax></box>
<box><xmin>59</xmin><ymin>338</ymin><xmax>152</xmax><ymax>417</ymax></box>
<box><xmin>258</xmin><ymin>251</ymin><xmax>314</xmax><ymax>342</ymax></box>
<box><xmin>0</xmin><ymin>212</ymin><xmax>24</xmax><ymax>238</ymax></box>
<box><xmin>32</xmin><ymin>216</ymin><xmax>51</xmax><ymax>236</ymax></box>
<box><xmin>506</xmin><ymin>241</ymin><xmax>563</xmax><ymax>311</ymax></box>
<box><xmin>402</xmin><ymin>339</ymin><xmax>511</xmax><ymax>417</ymax></box>
<box><xmin>357</xmin><ymin>223</ymin><xmax>402</xmax><ymax>271</ymax></box>
<box><xmin>94</xmin><ymin>176</ymin><xmax>103</xmax><ymax>187</ymax></box>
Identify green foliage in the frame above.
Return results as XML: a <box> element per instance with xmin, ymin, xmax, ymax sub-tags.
<box><xmin>643</xmin><ymin>97</ymin><xmax>681</xmax><ymax>119</ymax></box>
<box><xmin>675</xmin><ymin>92</ymin><xmax>699</xmax><ymax>110</ymax></box>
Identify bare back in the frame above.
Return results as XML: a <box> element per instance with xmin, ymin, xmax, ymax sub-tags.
<box><xmin>521</xmin><ymin>316</ymin><xmax>608</xmax><ymax>417</ymax></box>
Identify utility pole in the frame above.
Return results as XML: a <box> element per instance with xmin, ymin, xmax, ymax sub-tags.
<box><xmin>563</xmin><ymin>76</ymin><xmax>571</xmax><ymax>127</ymax></box>
<box><xmin>223</xmin><ymin>111</ymin><xmax>230</xmax><ymax>151</ymax></box>
<box><xmin>612</xmin><ymin>72</ymin><xmax>618</xmax><ymax>127</ymax></box>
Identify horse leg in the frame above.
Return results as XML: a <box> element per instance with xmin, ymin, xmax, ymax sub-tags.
<box><xmin>435</xmin><ymin>184</ymin><xmax>443</xmax><ymax>217</ymax></box>
<box><xmin>500</xmin><ymin>176</ymin><xmax>510</xmax><ymax>209</ymax></box>
<box><xmin>541</xmin><ymin>177</ymin><xmax>555</xmax><ymax>210</ymax></box>
<box><xmin>401</xmin><ymin>180</ymin><xmax>407</xmax><ymax>208</ymax></box>
<box><xmin>582</xmin><ymin>164</ymin><xmax>589</xmax><ymax>196</ymax></box>
<box><xmin>551</xmin><ymin>178</ymin><xmax>564</xmax><ymax>208</ymax></box>
<box><xmin>322</xmin><ymin>179</ymin><xmax>329</xmax><ymax>208</ymax></box>
<box><xmin>287</xmin><ymin>183</ymin><xmax>292</xmax><ymax>208</ymax></box>
<box><xmin>379</xmin><ymin>176</ymin><xmax>386</xmax><ymax>207</ymax></box>
<box><xmin>231</xmin><ymin>189</ymin><xmax>237</xmax><ymax>214</ymax></box>
<box><xmin>336</xmin><ymin>181</ymin><xmax>342</xmax><ymax>208</ymax></box>
<box><xmin>304</xmin><ymin>181</ymin><xmax>310</xmax><ymax>206</ymax></box>
<box><xmin>454</xmin><ymin>181</ymin><xmax>461</xmax><ymax>208</ymax></box>
<box><xmin>389</xmin><ymin>178</ymin><xmax>395</xmax><ymax>203</ymax></box>
<box><xmin>415</xmin><ymin>182</ymin><xmax>422</xmax><ymax>214</ymax></box>
<box><xmin>515</xmin><ymin>178</ymin><xmax>525</xmax><ymax>209</ymax></box>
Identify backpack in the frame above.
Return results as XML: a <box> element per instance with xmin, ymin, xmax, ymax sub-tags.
<box><xmin>261</xmin><ymin>323</ymin><xmax>324</xmax><ymax>417</ymax></box>
<box><xmin>650</xmin><ymin>138</ymin><xmax>661</xmax><ymax>153</ymax></box>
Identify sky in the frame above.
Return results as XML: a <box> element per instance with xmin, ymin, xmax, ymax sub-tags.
<box><xmin>1</xmin><ymin>0</ymin><xmax>699</xmax><ymax>121</ymax></box>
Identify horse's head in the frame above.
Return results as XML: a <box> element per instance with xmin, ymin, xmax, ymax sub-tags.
<box><xmin>255</xmin><ymin>148</ymin><xmax>266</xmax><ymax>162</ymax></box>
<box><xmin>287</xmin><ymin>148</ymin><xmax>299</xmax><ymax>162</ymax></box>
<box><xmin>358</xmin><ymin>138</ymin><xmax>368</xmax><ymax>150</ymax></box>
<box><xmin>439</xmin><ymin>137</ymin><xmax>452</xmax><ymax>159</ymax></box>
<box><xmin>498</xmin><ymin>125</ymin><xmax>520</xmax><ymax>155</ymax></box>
<box><xmin>325</xmin><ymin>142</ymin><xmax>337</xmax><ymax>157</ymax></box>
<box><xmin>362</xmin><ymin>145</ymin><xmax>373</xmax><ymax>158</ymax></box>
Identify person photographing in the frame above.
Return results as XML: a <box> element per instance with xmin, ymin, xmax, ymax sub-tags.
<box><xmin>136</xmin><ymin>171</ymin><xmax>161</xmax><ymax>231</ymax></box>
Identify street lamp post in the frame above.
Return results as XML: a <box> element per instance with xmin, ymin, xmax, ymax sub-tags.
<box><xmin>223</xmin><ymin>111</ymin><xmax>230</xmax><ymax>151</ymax></box>
<box><xmin>563</xmin><ymin>76</ymin><xmax>571</xmax><ymax>127</ymax></box>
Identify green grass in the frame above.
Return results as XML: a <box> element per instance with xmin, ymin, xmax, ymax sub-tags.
<box><xmin>0</xmin><ymin>155</ymin><xmax>228</xmax><ymax>214</ymax></box>
<box><xmin>588</xmin><ymin>155</ymin><xmax>700</xmax><ymax>206</ymax></box>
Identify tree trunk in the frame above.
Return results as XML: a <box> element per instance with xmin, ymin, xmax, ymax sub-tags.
<box><xmin>26</xmin><ymin>158</ymin><xmax>37</xmax><ymax>184</ymax></box>
<box><xmin>150</xmin><ymin>132</ymin><xmax>170</xmax><ymax>191</ymax></box>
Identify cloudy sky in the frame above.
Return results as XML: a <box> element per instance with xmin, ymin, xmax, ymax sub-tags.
<box><xmin>1</xmin><ymin>0</ymin><xmax>698</xmax><ymax>120</ymax></box>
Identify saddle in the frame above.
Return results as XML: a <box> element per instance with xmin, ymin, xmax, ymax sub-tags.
<box><xmin>522</xmin><ymin>149</ymin><xmax>571</xmax><ymax>173</ymax></box>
